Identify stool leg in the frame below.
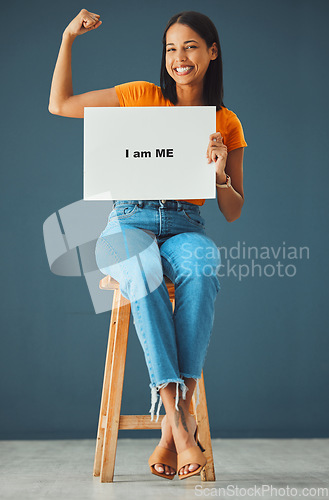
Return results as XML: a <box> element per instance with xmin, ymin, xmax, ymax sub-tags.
<box><xmin>191</xmin><ymin>371</ymin><xmax>216</xmax><ymax>481</ymax></box>
<box><xmin>100</xmin><ymin>290</ymin><xmax>131</xmax><ymax>482</ymax></box>
<box><xmin>93</xmin><ymin>288</ymin><xmax>120</xmax><ymax>477</ymax></box>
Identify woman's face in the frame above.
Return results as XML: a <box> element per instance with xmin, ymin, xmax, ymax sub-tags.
<box><xmin>165</xmin><ymin>23</ymin><xmax>218</xmax><ymax>87</ymax></box>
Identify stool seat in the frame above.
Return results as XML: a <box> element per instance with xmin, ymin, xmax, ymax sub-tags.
<box><xmin>94</xmin><ymin>274</ymin><xmax>216</xmax><ymax>482</ymax></box>
<box><xmin>99</xmin><ymin>274</ymin><xmax>176</xmax><ymax>299</ymax></box>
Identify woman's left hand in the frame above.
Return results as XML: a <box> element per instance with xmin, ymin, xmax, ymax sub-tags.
<box><xmin>206</xmin><ymin>132</ymin><xmax>228</xmax><ymax>183</ymax></box>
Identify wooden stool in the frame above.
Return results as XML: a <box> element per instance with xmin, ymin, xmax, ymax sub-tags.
<box><xmin>93</xmin><ymin>274</ymin><xmax>216</xmax><ymax>482</ymax></box>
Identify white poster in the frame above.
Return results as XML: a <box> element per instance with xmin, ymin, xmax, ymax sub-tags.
<box><xmin>84</xmin><ymin>106</ymin><xmax>217</xmax><ymax>200</ymax></box>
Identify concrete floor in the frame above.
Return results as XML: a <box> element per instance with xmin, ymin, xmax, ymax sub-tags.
<box><xmin>0</xmin><ymin>439</ymin><xmax>328</xmax><ymax>500</ymax></box>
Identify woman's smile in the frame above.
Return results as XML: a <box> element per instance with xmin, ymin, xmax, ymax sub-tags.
<box><xmin>173</xmin><ymin>65</ymin><xmax>194</xmax><ymax>76</ymax></box>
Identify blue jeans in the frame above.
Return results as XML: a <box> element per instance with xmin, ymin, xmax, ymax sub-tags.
<box><xmin>95</xmin><ymin>200</ymin><xmax>221</xmax><ymax>421</ymax></box>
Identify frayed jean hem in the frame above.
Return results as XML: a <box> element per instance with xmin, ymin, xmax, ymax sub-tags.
<box><xmin>179</xmin><ymin>374</ymin><xmax>201</xmax><ymax>411</ymax></box>
<box><xmin>149</xmin><ymin>378</ymin><xmax>188</xmax><ymax>422</ymax></box>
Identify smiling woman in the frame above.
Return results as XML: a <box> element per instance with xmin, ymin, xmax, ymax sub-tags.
<box><xmin>48</xmin><ymin>8</ymin><xmax>247</xmax><ymax>481</ymax></box>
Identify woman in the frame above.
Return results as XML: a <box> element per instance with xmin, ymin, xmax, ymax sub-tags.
<box><xmin>48</xmin><ymin>9</ymin><xmax>247</xmax><ymax>480</ymax></box>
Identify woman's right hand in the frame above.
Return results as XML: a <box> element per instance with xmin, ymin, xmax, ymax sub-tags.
<box><xmin>49</xmin><ymin>8</ymin><xmax>119</xmax><ymax>117</ymax></box>
<box><xmin>63</xmin><ymin>9</ymin><xmax>102</xmax><ymax>39</ymax></box>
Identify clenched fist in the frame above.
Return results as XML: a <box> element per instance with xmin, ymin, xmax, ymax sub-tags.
<box><xmin>63</xmin><ymin>9</ymin><xmax>102</xmax><ymax>38</ymax></box>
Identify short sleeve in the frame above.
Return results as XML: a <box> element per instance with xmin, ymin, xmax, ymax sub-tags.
<box><xmin>225</xmin><ymin>113</ymin><xmax>248</xmax><ymax>153</ymax></box>
<box><xmin>114</xmin><ymin>81</ymin><xmax>159</xmax><ymax>107</ymax></box>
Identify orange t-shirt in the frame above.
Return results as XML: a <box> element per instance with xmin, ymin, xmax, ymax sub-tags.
<box><xmin>115</xmin><ymin>81</ymin><xmax>247</xmax><ymax>206</ymax></box>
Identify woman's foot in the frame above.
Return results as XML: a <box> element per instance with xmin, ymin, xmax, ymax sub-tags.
<box><xmin>171</xmin><ymin>411</ymin><xmax>201</xmax><ymax>476</ymax></box>
<box><xmin>153</xmin><ymin>415</ymin><xmax>177</xmax><ymax>476</ymax></box>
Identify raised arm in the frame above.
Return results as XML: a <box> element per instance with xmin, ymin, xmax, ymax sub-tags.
<box><xmin>48</xmin><ymin>9</ymin><xmax>119</xmax><ymax>118</ymax></box>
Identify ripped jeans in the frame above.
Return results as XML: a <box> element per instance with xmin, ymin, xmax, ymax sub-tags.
<box><xmin>95</xmin><ymin>200</ymin><xmax>221</xmax><ymax>421</ymax></box>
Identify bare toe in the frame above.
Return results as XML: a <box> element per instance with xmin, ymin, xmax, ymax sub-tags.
<box><xmin>154</xmin><ymin>463</ymin><xmax>176</xmax><ymax>475</ymax></box>
<box><xmin>179</xmin><ymin>462</ymin><xmax>199</xmax><ymax>475</ymax></box>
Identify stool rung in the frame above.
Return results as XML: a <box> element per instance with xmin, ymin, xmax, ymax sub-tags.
<box><xmin>120</xmin><ymin>415</ymin><xmax>163</xmax><ymax>429</ymax></box>
<box><xmin>101</xmin><ymin>415</ymin><xmax>163</xmax><ymax>430</ymax></box>
<box><xmin>101</xmin><ymin>412</ymin><xmax>197</xmax><ymax>430</ymax></box>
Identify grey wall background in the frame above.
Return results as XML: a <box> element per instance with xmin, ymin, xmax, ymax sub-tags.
<box><xmin>1</xmin><ymin>0</ymin><xmax>328</xmax><ymax>439</ymax></box>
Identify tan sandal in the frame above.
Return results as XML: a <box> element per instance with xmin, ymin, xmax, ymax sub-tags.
<box><xmin>148</xmin><ymin>445</ymin><xmax>177</xmax><ymax>480</ymax></box>
<box><xmin>177</xmin><ymin>444</ymin><xmax>207</xmax><ymax>480</ymax></box>
<box><xmin>177</xmin><ymin>429</ymin><xmax>207</xmax><ymax>480</ymax></box>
